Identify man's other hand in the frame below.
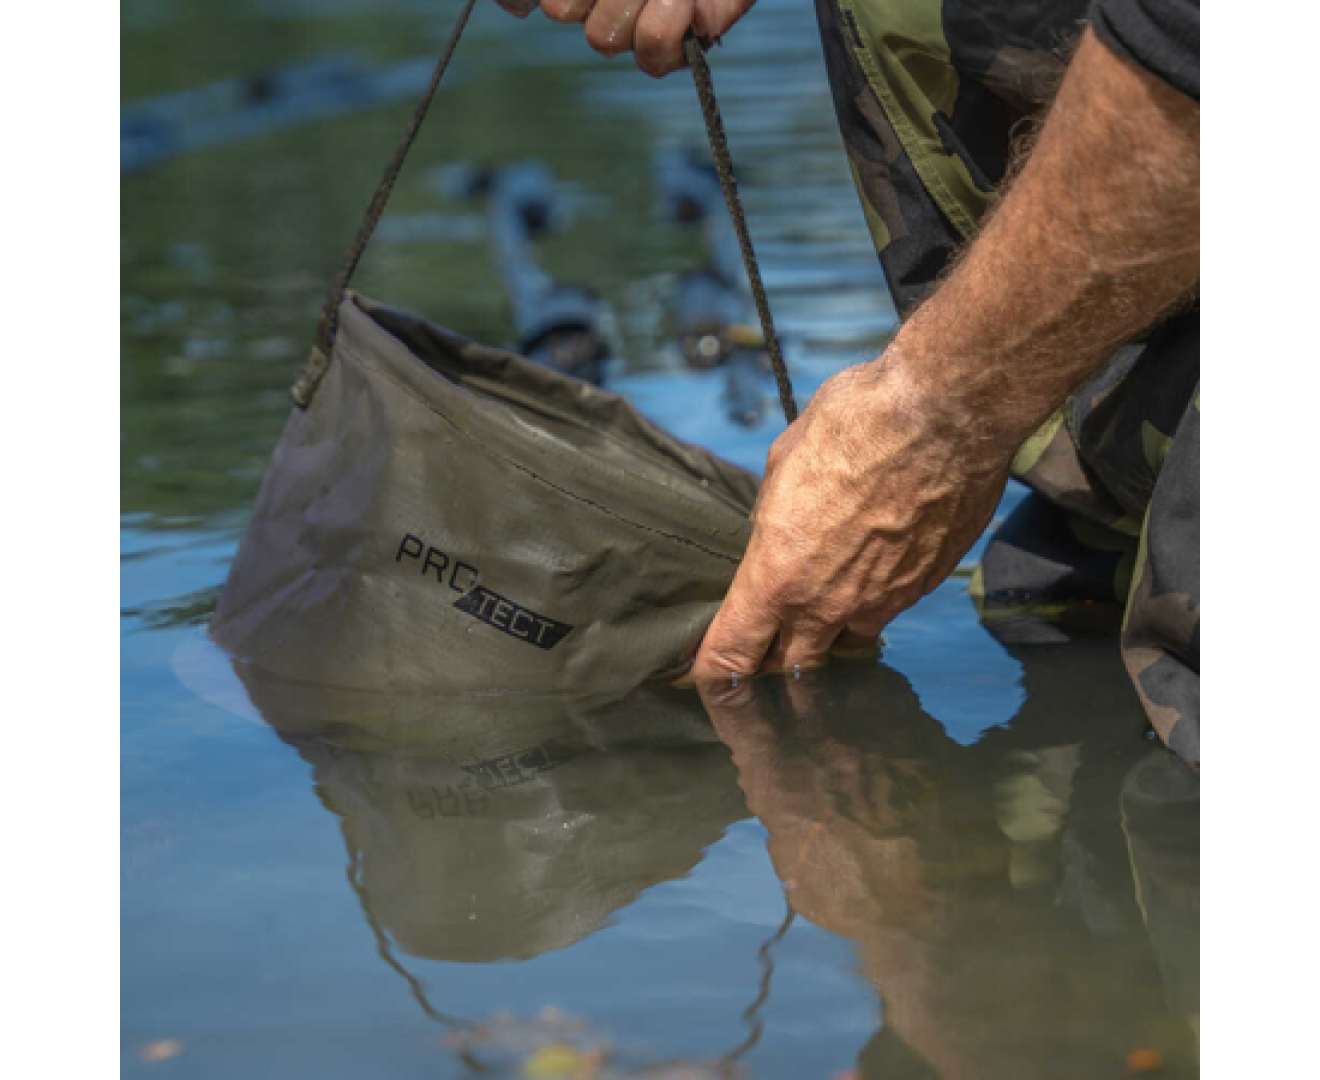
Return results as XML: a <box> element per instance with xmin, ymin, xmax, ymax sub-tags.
<box><xmin>691</xmin><ymin>350</ymin><xmax>1015</xmax><ymax>682</ymax></box>
<box><xmin>498</xmin><ymin>0</ymin><xmax>757</xmax><ymax>77</ymax></box>
<box><xmin>494</xmin><ymin>0</ymin><xmax>541</xmax><ymax>17</ymax></box>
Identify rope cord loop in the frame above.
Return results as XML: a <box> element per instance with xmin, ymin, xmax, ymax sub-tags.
<box><xmin>293</xmin><ymin>6</ymin><xmax>799</xmax><ymax>429</ymax></box>
<box><xmin>295</xmin><ymin>0</ymin><xmax>479</xmax><ymax>406</ymax></box>
<box><xmin>683</xmin><ymin>34</ymin><xmax>799</xmax><ymax>425</ymax></box>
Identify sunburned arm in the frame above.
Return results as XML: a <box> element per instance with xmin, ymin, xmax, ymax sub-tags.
<box><xmin>896</xmin><ymin>28</ymin><xmax>1200</xmax><ymax>447</ymax></box>
<box><xmin>690</xmin><ymin>28</ymin><xmax>1200</xmax><ymax>681</ymax></box>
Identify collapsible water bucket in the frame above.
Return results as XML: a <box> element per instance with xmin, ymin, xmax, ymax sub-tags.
<box><xmin>211</xmin><ymin>9</ymin><xmax>792</xmax><ymax>694</ymax></box>
<box><xmin>212</xmin><ymin>293</ymin><xmax>757</xmax><ymax>692</ymax></box>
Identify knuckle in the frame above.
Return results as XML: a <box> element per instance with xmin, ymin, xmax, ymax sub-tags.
<box><xmin>700</xmin><ymin>643</ymin><xmax>759</xmax><ymax>679</ymax></box>
<box><xmin>758</xmin><ymin>570</ymin><xmax>796</xmax><ymax>610</ymax></box>
<box><xmin>816</xmin><ymin>597</ymin><xmax>855</xmax><ymax>627</ymax></box>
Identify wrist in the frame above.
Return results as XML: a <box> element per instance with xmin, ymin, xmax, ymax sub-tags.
<box><xmin>871</xmin><ymin>331</ymin><xmax>1035</xmax><ymax>465</ymax></box>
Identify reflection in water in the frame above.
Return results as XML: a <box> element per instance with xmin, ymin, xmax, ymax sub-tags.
<box><xmin>229</xmin><ymin>637</ymin><xmax>1199</xmax><ymax>1078</ymax></box>
<box><xmin>241</xmin><ymin>669</ymin><xmax>745</xmax><ymax>963</ymax></box>
<box><xmin>700</xmin><ymin>645</ymin><xmax>1199</xmax><ymax>1079</ymax></box>
<box><xmin>237</xmin><ymin>665</ymin><xmax>801</xmax><ymax>1073</ymax></box>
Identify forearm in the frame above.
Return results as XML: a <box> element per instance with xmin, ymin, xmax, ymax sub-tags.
<box><xmin>888</xmin><ymin>29</ymin><xmax>1200</xmax><ymax>452</ymax></box>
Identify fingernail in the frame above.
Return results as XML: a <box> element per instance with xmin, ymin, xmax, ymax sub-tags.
<box><xmin>554</xmin><ymin>0</ymin><xmax>595</xmax><ymax>19</ymax></box>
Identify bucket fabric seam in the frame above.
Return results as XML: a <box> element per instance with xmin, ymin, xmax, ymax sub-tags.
<box><xmin>333</xmin><ymin>337</ymin><xmax>744</xmax><ymax>565</ymax></box>
<box><xmin>338</xmin><ymin>295</ymin><xmax>755</xmax><ymax>538</ymax></box>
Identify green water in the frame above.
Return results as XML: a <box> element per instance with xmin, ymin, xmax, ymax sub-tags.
<box><xmin>121</xmin><ymin>2</ymin><xmax>1198</xmax><ymax>1076</ymax></box>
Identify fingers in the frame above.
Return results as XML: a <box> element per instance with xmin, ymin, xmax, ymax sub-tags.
<box><xmin>541</xmin><ymin>0</ymin><xmax>597</xmax><ymax>23</ymax></box>
<box><xmin>781</xmin><ymin>664</ymin><xmax>827</xmax><ymax>725</ymax></box>
<box><xmin>696</xmin><ymin>673</ymin><xmax>770</xmax><ymax>739</ymax></box>
<box><xmin>536</xmin><ymin>0</ymin><xmax>755</xmax><ymax>75</ymax></box>
<box><xmin>584</xmin><ymin>0</ymin><xmax>650</xmax><ymax>56</ymax></box>
<box><xmin>635</xmin><ymin>0</ymin><xmax>695</xmax><ymax>76</ymax></box>
<box><xmin>760</xmin><ymin>617</ymin><xmax>838</xmax><ymax>675</ymax></box>
<box><xmin>494</xmin><ymin>0</ymin><xmax>540</xmax><ymax>17</ymax></box>
<box><xmin>691</xmin><ymin>568</ymin><xmax>780</xmax><ymax>682</ymax></box>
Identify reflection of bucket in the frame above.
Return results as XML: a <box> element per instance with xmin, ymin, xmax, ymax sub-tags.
<box><xmin>218</xmin><ymin>660</ymin><xmax>796</xmax><ymax>1079</ymax></box>
<box><xmin>235</xmin><ymin>663</ymin><xmax>746</xmax><ymax>963</ymax></box>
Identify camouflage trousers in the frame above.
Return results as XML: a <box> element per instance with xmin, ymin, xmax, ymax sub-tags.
<box><xmin>814</xmin><ymin>0</ymin><xmax>1201</xmax><ymax>765</ymax></box>
<box><xmin>974</xmin><ymin>322</ymin><xmax>1200</xmax><ymax>767</ymax></box>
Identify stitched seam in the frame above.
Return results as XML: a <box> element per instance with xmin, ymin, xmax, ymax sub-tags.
<box><xmin>459</xmin><ymin>375</ymin><xmax>753</xmax><ymax>518</ymax></box>
<box><xmin>336</xmin><ymin>339</ymin><xmax>743</xmax><ymax>564</ymax></box>
<box><xmin>836</xmin><ymin>0</ymin><xmax>979</xmax><ymax>240</ymax></box>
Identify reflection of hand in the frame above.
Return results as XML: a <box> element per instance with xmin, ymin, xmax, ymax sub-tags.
<box><xmin>699</xmin><ymin>672</ymin><xmax>1189</xmax><ymax>1080</ymax></box>
<box><xmin>518</xmin><ymin>0</ymin><xmax>758</xmax><ymax>77</ymax></box>
<box><xmin>699</xmin><ymin>673</ymin><xmax>995</xmax><ymax>1077</ymax></box>
<box><xmin>693</xmin><ymin>355</ymin><xmax>1012</xmax><ymax>681</ymax></box>
<box><xmin>697</xmin><ymin>671</ymin><xmax>962</xmax><ymax>939</ymax></box>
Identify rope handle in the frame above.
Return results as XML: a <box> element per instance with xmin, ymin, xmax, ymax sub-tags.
<box><xmin>293</xmin><ymin>6</ymin><xmax>799</xmax><ymax>428</ymax></box>
<box><xmin>292</xmin><ymin>0</ymin><xmax>478</xmax><ymax>407</ymax></box>
<box><xmin>682</xmin><ymin>33</ymin><xmax>798</xmax><ymax>424</ymax></box>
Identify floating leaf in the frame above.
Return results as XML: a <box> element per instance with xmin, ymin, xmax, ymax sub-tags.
<box><xmin>523</xmin><ymin>1042</ymin><xmax>600</xmax><ymax>1078</ymax></box>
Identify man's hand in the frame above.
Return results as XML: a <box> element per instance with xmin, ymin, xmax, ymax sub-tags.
<box><xmin>692</xmin><ymin>351</ymin><xmax>1015</xmax><ymax>680</ymax></box>
<box><xmin>692</xmin><ymin>30</ymin><xmax>1199</xmax><ymax>683</ymax></box>
<box><xmin>505</xmin><ymin>0</ymin><xmax>757</xmax><ymax>77</ymax></box>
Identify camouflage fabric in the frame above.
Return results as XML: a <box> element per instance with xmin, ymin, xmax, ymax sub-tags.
<box><xmin>814</xmin><ymin>0</ymin><xmax>1200</xmax><ymax>765</ymax></box>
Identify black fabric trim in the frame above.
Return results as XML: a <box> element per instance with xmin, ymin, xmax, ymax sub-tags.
<box><xmin>1090</xmin><ymin>0</ymin><xmax>1200</xmax><ymax>100</ymax></box>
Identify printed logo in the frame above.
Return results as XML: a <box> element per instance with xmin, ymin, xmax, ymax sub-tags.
<box><xmin>396</xmin><ymin>532</ymin><xmax>573</xmax><ymax>650</ymax></box>
<box><xmin>453</xmin><ymin>586</ymin><xmax>574</xmax><ymax>651</ymax></box>
<box><xmin>396</xmin><ymin>533</ymin><xmax>480</xmax><ymax>593</ymax></box>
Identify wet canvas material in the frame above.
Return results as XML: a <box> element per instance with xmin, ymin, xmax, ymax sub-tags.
<box><xmin>211</xmin><ymin>292</ymin><xmax>758</xmax><ymax>693</ymax></box>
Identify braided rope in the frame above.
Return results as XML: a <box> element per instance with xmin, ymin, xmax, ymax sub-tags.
<box><xmin>683</xmin><ymin>34</ymin><xmax>799</xmax><ymax>424</ymax></box>
<box><xmin>294</xmin><ymin>0</ymin><xmax>478</xmax><ymax>405</ymax></box>
<box><xmin>294</xmin><ymin>8</ymin><xmax>798</xmax><ymax>428</ymax></box>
